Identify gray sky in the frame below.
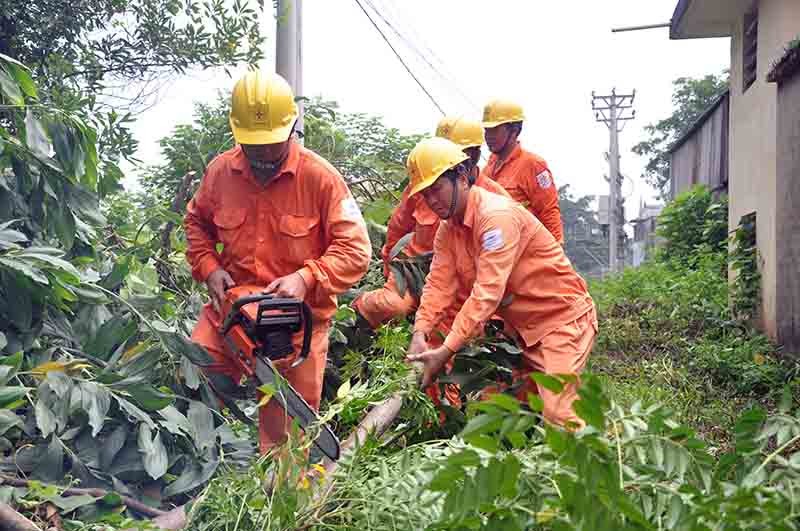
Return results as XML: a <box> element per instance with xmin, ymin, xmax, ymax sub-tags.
<box><xmin>126</xmin><ymin>0</ymin><xmax>730</xmax><ymax>217</ymax></box>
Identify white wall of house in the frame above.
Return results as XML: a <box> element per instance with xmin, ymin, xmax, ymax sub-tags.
<box><xmin>728</xmin><ymin>0</ymin><xmax>800</xmax><ymax>337</ymax></box>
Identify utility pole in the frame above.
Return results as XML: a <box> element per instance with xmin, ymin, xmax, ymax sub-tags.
<box><xmin>592</xmin><ymin>89</ymin><xmax>635</xmax><ymax>273</ymax></box>
<box><xmin>276</xmin><ymin>0</ymin><xmax>303</xmax><ymax>142</ymax></box>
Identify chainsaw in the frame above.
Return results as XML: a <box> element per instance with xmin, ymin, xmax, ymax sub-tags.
<box><xmin>218</xmin><ymin>285</ymin><xmax>340</xmax><ymax>461</ymax></box>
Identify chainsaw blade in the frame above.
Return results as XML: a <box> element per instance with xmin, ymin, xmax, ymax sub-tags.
<box><xmin>254</xmin><ymin>358</ymin><xmax>341</xmax><ymax>461</ymax></box>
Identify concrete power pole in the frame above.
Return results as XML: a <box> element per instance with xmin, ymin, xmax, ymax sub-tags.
<box><xmin>276</xmin><ymin>0</ymin><xmax>303</xmax><ymax>141</ymax></box>
<box><xmin>592</xmin><ymin>89</ymin><xmax>635</xmax><ymax>273</ymax></box>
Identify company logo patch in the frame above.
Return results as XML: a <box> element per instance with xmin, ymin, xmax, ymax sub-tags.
<box><xmin>341</xmin><ymin>196</ymin><xmax>363</xmax><ymax>220</ymax></box>
<box><xmin>481</xmin><ymin>228</ymin><xmax>504</xmax><ymax>251</ymax></box>
<box><xmin>536</xmin><ymin>170</ymin><xmax>552</xmax><ymax>188</ymax></box>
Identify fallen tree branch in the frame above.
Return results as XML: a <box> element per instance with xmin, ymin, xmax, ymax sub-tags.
<box><xmin>308</xmin><ymin>363</ymin><xmax>422</xmax><ymax>508</ymax></box>
<box><xmin>0</xmin><ymin>476</ymin><xmax>166</xmax><ymax>519</ymax></box>
<box><xmin>0</xmin><ymin>501</ymin><xmax>41</xmax><ymax>531</ymax></box>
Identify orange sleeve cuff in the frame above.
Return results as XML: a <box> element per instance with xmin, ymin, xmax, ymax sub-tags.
<box><xmin>443</xmin><ymin>332</ymin><xmax>466</xmax><ymax>353</ymax></box>
<box><xmin>197</xmin><ymin>256</ymin><xmax>222</xmax><ymax>283</ymax></box>
<box><xmin>297</xmin><ymin>266</ymin><xmax>317</xmax><ymax>291</ymax></box>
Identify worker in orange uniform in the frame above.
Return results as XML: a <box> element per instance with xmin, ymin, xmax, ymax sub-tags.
<box><xmin>352</xmin><ymin>117</ymin><xmax>508</xmax><ymax>410</ymax></box>
<box><xmin>352</xmin><ymin>117</ymin><xmax>507</xmax><ymax>328</ymax></box>
<box><xmin>405</xmin><ymin>137</ymin><xmax>597</xmax><ymax>428</ymax></box>
<box><xmin>184</xmin><ymin>70</ymin><xmax>371</xmax><ymax>453</ymax></box>
<box><xmin>481</xmin><ymin>100</ymin><xmax>564</xmax><ymax>244</ymax></box>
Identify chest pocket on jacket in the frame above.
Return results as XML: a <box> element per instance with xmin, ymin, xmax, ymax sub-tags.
<box><xmin>213</xmin><ymin>207</ymin><xmax>248</xmax><ymax>254</ymax></box>
<box><xmin>279</xmin><ymin>214</ymin><xmax>322</xmax><ymax>266</ymax></box>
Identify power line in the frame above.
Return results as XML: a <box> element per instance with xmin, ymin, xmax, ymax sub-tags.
<box><xmin>353</xmin><ymin>0</ymin><xmax>446</xmax><ymax>116</ymax></box>
<box><xmin>362</xmin><ymin>0</ymin><xmax>478</xmax><ymax>109</ymax></box>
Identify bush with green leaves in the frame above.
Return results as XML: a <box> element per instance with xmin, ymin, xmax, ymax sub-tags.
<box><xmin>656</xmin><ymin>185</ymin><xmax>728</xmax><ymax>264</ymax></box>
<box><xmin>0</xmin><ymin>52</ymin><xmax>258</xmax><ymax>522</ymax></box>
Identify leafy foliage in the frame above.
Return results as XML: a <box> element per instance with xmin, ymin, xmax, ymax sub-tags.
<box><xmin>656</xmin><ymin>185</ymin><xmax>728</xmax><ymax>265</ymax></box>
<box><xmin>0</xmin><ymin>53</ymin><xmax>257</xmax><ymax>521</ymax></box>
<box><xmin>730</xmin><ymin>212</ymin><xmax>760</xmax><ymax>322</ymax></box>
<box><xmin>633</xmin><ymin>73</ymin><xmax>729</xmax><ymax>196</ymax></box>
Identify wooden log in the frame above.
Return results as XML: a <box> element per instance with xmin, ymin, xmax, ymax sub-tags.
<box><xmin>0</xmin><ymin>501</ymin><xmax>41</xmax><ymax>531</ymax></box>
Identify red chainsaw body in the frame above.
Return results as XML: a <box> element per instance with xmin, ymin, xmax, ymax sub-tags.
<box><xmin>218</xmin><ymin>285</ymin><xmax>311</xmax><ymax>378</ymax></box>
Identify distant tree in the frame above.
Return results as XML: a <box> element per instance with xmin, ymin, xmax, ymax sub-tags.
<box><xmin>633</xmin><ymin>73</ymin><xmax>729</xmax><ymax>198</ymax></box>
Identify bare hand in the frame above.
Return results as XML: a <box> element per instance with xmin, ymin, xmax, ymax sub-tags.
<box><xmin>206</xmin><ymin>269</ymin><xmax>235</xmax><ymax>313</ymax></box>
<box><xmin>408</xmin><ymin>331</ymin><xmax>429</xmax><ymax>356</ymax></box>
<box><xmin>406</xmin><ymin>345</ymin><xmax>453</xmax><ymax>388</ymax></box>
<box><xmin>264</xmin><ymin>272</ymin><xmax>308</xmax><ymax>300</ymax></box>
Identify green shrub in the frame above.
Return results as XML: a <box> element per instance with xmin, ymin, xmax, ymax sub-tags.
<box><xmin>656</xmin><ymin>185</ymin><xmax>728</xmax><ymax>264</ymax></box>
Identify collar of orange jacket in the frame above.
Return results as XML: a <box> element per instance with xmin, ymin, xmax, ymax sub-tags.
<box><xmin>229</xmin><ymin>141</ymin><xmax>302</xmax><ymax>182</ymax></box>
<box><xmin>459</xmin><ymin>186</ymin><xmax>482</xmax><ymax>230</ymax></box>
<box><xmin>488</xmin><ymin>141</ymin><xmax>522</xmax><ymax>174</ymax></box>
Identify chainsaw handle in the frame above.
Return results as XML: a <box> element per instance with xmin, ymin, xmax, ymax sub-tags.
<box><xmin>290</xmin><ymin>302</ymin><xmax>313</xmax><ymax>368</ymax></box>
<box><xmin>219</xmin><ymin>292</ymin><xmax>313</xmax><ymax>368</ymax></box>
<box><xmin>219</xmin><ymin>293</ymin><xmax>274</xmax><ymax>336</ymax></box>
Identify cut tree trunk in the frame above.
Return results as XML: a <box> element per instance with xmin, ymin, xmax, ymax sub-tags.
<box><xmin>0</xmin><ymin>501</ymin><xmax>41</xmax><ymax>531</ymax></box>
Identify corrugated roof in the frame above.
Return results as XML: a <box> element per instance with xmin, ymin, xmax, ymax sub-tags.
<box><xmin>667</xmin><ymin>89</ymin><xmax>729</xmax><ymax>155</ymax></box>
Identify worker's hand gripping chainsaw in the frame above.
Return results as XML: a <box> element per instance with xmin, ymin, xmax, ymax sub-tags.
<box><xmin>218</xmin><ymin>285</ymin><xmax>340</xmax><ymax>460</ymax></box>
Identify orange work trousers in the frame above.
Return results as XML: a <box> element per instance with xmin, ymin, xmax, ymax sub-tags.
<box><xmin>486</xmin><ymin>306</ymin><xmax>597</xmax><ymax>429</ymax></box>
<box><xmin>352</xmin><ymin>273</ymin><xmax>461</xmax><ymax>409</ymax></box>
<box><xmin>191</xmin><ymin>304</ymin><xmax>330</xmax><ymax>454</ymax></box>
<box><xmin>352</xmin><ymin>270</ymin><xmax>417</xmax><ymax>328</ymax></box>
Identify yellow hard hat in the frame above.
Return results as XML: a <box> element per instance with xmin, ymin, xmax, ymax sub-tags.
<box><xmin>229</xmin><ymin>70</ymin><xmax>298</xmax><ymax>145</ymax></box>
<box><xmin>436</xmin><ymin>116</ymin><xmax>483</xmax><ymax>149</ymax></box>
<box><xmin>482</xmin><ymin>99</ymin><xmax>525</xmax><ymax>128</ymax></box>
<box><xmin>434</xmin><ymin>116</ymin><xmax>458</xmax><ymax>139</ymax></box>
<box><xmin>406</xmin><ymin>137</ymin><xmax>469</xmax><ymax>197</ymax></box>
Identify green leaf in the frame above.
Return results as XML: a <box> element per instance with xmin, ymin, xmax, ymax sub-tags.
<box><xmin>25</xmin><ymin>109</ymin><xmax>51</xmax><ymax>160</ymax></box>
<box><xmin>48</xmin><ymin>200</ymin><xmax>76</xmax><ymax>251</ymax></box>
<box><xmin>115</xmin><ymin>396</ymin><xmax>155</xmax><ymax>428</ymax></box>
<box><xmin>0</xmin><ymin>272</ymin><xmax>33</xmax><ymax>329</ymax></box>
<box><xmin>0</xmin><ymin>67</ymin><xmax>22</xmax><ymax>105</ymax></box>
<box><xmin>35</xmin><ymin>436</ymin><xmax>64</xmax><ymax>482</ymax></box>
<box><xmin>6</xmin><ymin>63</ymin><xmax>36</xmax><ymax>98</ymax></box>
<box><xmin>84</xmin><ymin>315</ymin><xmax>138</xmax><ymax>361</ymax></box>
<box><xmin>163</xmin><ymin>458</ymin><xmax>219</xmax><ymax>498</ymax></box>
<box><xmin>188</xmin><ymin>401</ymin><xmax>215</xmax><ymax>452</ymax></box>
<box><xmin>0</xmin><ymin>386</ymin><xmax>29</xmax><ymax>408</ymax></box>
<box><xmin>18</xmin><ymin>249</ymin><xmax>80</xmax><ymax>278</ymax></box>
<box><xmin>0</xmin><ymin>257</ymin><xmax>48</xmax><ymax>284</ymax></box>
<box><xmin>530</xmin><ymin>373</ymin><xmax>565</xmax><ymax>394</ymax></box>
<box><xmin>49</xmin><ymin>493</ymin><xmax>101</xmax><ymax>513</ymax></box>
<box><xmin>779</xmin><ymin>385</ymin><xmax>793</xmax><ymax>413</ymax></box>
<box><xmin>462</xmin><ymin>414</ymin><xmax>502</xmax><ymax>438</ymax></box>
<box><xmin>488</xmin><ymin>393</ymin><xmax>520</xmax><ymax>413</ymax></box>
<box><xmin>100</xmin><ymin>424</ymin><xmax>128</xmax><ymax>470</ymax></box>
<box><xmin>337</xmin><ymin>379</ymin><xmax>351</xmax><ymax>400</ymax></box>
<box><xmin>499</xmin><ymin>455</ymin><xmax>521</xmax><ymax>498</ymax></box>
<box><xmin>181</xmin><ymin>356</ymin><xmax>201</xmax><ymax>390</ymax></box>
<box><xmin>80</xmin><ymin>382</ymin><xmax>111</xmax><ymax>437</ymax></box>
<box><xmin>389</xmin><ymin>232</ymin><xmax>414</xmax><ymax>260</ymax></box>
<box><xmin>138</xmin><ymin>424</ymin><xmax>168</xmax><ymax>480</ymax></box>
<box><xmin>389</xmin><ymin>263</ymin><xmax>407</xmax><ymax>297</ymax></box>
<box><xmin>158</xmin><ymin>406</ymin><xmax>193</xmax><ymax>437</ymax></box>
<box><xmin>665</xmin><ymin>495</ymin><xmax>684</xmax><ymax>528</ymax></box>
<box><xmin>0</xmin><ymin>410</ymin><xmax>22</xmax><ymax>436</ymax></box>
<box><xmin>123</xmin><ymin>384</ymin><xmax>174</xmax><ymax>412</ymax></box>
<box><xmin>35</xmin><ymin>397</ymin><xmax>57</xmax><ymax>437</ymax></box>
<box><xmin>527</xmin><ymin>394</ymin><xmax>544</xmax><ymax>412</ymax></box>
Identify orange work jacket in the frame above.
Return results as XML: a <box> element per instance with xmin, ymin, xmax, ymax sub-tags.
<box><xmin>184</xmin><ymin>142</ymin><xmax>371</xmax><ymax>321</ymax></box>
<box><xmin>414</xmin><ymin>186</ymin><xmax>592</xmax><ymax>352</ymax></box>
<box><xmin>481</xmin><ymin>143</ymin><xmax>564</xmax><ymax>243</ymax></box>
